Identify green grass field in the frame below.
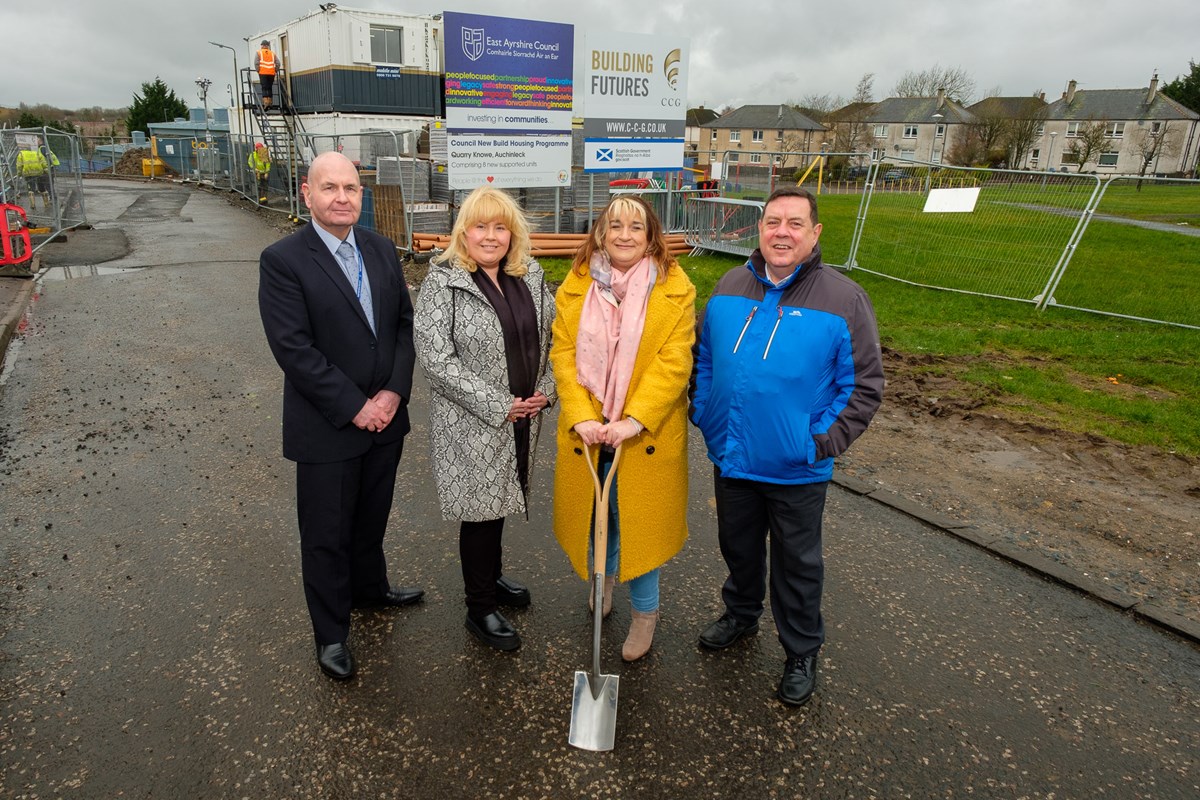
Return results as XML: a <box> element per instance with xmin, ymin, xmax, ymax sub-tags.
<box><xmin>540</xmin><ymin>184</ymin><xmax>1200</xmax><ymax>455</ymax></box>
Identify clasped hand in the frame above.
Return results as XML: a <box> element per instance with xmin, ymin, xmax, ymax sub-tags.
<box><xmin>353</xmin><ymin>389</ymin><xmax>401</xmax><ymax>433</ymax></box>
<box><xmin>573</xmin><ymin>418</ymin><xmax>640</xmax><ymax>447</ymax></box>
<box><xmin>506</xmin><ymin>391</ymin><xmax>549</xmax><ymax>423</ymax></box>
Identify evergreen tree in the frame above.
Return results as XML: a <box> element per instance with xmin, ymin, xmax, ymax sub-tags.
<box><xmin>1161</xmin><ymin>61</ymin><xmax>1200</xmax><ymax>114</ymax></box>
<box><xmin>125</xmin><ymin>77</ymin><xmax>189</xmax><ymax>137</ymax></box>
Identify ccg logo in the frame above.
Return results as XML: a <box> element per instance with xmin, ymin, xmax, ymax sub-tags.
<box><xmin>663</xmin><ymin>48</ymin><xmax>682</xmax><ymax>90</ymax></box>
<box><xmin>462</xmin><ymin>27</ymin><xmax>485</xmax><ymax>62</ymax></box>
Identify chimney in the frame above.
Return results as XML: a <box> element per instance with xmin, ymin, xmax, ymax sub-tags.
<box><xmin>1039</xmin><ymin>91</ymin><xmax>1045</xmax><ymax>102</ymax></box>
<box><xmin>1147</xmin><ymin>72</ymin><xmax>1159</xmax><ymax>104</ymax></box>
<box><xmin>936</xmin><ymin>87</ymin><xmax>945</xmax><ymax>108</ymax></box>
<box><xmin>1065</xmin><ymin>80</ymin><xmax>1077</xmax><ymax>105</ymax></box>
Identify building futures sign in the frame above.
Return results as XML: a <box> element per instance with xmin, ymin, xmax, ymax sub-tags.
<box><xmin>582</xmin><ymin>30</ymin><xmax>688</xmax><ymax>173</ymax></box>
<box><xmin>443</xmin><ymin>11</ymin><xmax>573</xmax><ymax>189</ymax></box>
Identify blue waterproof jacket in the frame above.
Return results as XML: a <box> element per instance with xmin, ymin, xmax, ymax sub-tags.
<box><xmin>691</xmin><ymin>244</ymin><xmax>884</xmax><ymax>484</ymax></box>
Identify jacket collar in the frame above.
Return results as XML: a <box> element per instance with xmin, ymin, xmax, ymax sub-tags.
<box><xmin>746</xmin><ymin>243</ymin><xmax>823</xmax><ymax>289</ymax></box>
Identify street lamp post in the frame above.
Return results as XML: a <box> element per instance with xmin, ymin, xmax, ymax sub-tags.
<box><xmin>210</xmin><ymin>40</ymin><xmax>248</xmax><ymax>194</ymax></box>
<box><xmin>1047</xmin><ymin>131</ymin><xmax>1057</xmax><ymax>171</ymax></box>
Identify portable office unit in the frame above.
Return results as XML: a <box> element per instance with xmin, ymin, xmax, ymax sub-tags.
<box><xmin>249</xmin><ymin>5</ymin><xmax>443</xmax><ymax>117</ymax></box>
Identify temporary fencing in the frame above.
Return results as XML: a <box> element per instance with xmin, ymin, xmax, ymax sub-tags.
<box><xmin>0</xmin><ymin>127</ymin><xmax>88</xmax><ymax>267</ymax></box>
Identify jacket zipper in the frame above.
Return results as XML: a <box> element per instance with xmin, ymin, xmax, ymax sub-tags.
<box><xmin>763</xmin><ymin>306</ymin><xmax>783</xmax><ymax>360</ymax></box>
<box><xmin>732</xmin><ymin>306</ymin><xmax>758</xmax><ymax>353</ymax></box>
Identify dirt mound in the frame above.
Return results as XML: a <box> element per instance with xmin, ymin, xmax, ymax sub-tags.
<box><xmin>114</xmin><ymin>147</ymin><xmax>176</xmax><ymax>177</ymax></box>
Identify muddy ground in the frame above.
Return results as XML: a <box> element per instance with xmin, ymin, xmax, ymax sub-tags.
<box><xmin>841</xmin><ymin>347</ymin><xmax>1199</xmax><ymax>623</ymax></box>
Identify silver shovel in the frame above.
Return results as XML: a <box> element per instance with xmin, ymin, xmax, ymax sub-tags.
<box><xmin>568</xmin><ymin>442</ymin><xmax>623</xmax><ymax>751</ymax></box>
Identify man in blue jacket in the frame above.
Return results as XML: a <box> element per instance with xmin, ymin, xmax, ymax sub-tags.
<box><xmin>691</xmin><ymin>186</ymin><xmax>884</xmax><ymax>706</ymax></box>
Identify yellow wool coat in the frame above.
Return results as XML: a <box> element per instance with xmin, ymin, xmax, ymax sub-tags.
<box><xmin>551</xmin><ymin>263</ymin><xmax>696</xmax><ymax>581</ymax></box>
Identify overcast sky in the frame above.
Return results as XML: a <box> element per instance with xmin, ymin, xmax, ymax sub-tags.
<box><xmin>4</xmin><ymin>0</ymin><xmax>1197</xmax><ymax>113</ymax></box>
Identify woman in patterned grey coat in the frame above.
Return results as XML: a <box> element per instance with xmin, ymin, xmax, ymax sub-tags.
<box><xmin>413</xmin><ymin>187</ymin><xmax>556</xmax><ymax>652</ymax></box>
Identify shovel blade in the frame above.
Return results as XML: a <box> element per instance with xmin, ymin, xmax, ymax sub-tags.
<box><xmin>568</xmin><ymin>670</ymin><xmax>620</xmax><ymax>751</ymax></box>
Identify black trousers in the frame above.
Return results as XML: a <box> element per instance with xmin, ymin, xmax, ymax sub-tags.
<box><xmin>460</xmin><ymin>518</ymin><xmax>505</xmax><ymax>617</ymax></box>
<box><xmin>296</xmin><ymin>439</ymin><xmax>403</xmax><ymax>645</ymax></box>
<box><xmin>712</xmin><ymin>467</ymin><xmax>828</xmax><ymax>659</ymax></box>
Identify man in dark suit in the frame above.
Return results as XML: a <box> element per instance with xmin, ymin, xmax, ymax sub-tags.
<box><xmin>259</xmin><ymin>152</ymin><xmax>423</xmax><ymax>680</ymax></box>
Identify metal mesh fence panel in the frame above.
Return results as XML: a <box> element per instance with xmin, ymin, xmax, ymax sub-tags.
<box><xmin>1041</xmin><ymin>175</ymin><xmax>1200</xmax><ymax>328</ymax></box>
<box><xmin>849</xmin><ymin>160</ymin><xmax>1102</xmax><ymax>304</ymax></box>
<box><xmin>684</xmin><ymin>197</ymin><xmax>762</xmax><ymax>258</ymax></box>
<box><xmin>1</xmin><ymin>127</ymin><xmax>87</xmax><ymax>240</ymax></box>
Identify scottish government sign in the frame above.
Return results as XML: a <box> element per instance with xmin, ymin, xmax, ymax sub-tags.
<box><xmin>443</xmin><ymin>12</ymin><xmax>574</xmax><ymax>189</ymax></box>
<box><xmin>582</xmin><ymin>30</ymin><xmax>689</xmax><ymax>172</ymax></box>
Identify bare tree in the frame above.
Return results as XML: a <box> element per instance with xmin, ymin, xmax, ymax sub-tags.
<box><xmin>892</xmin><ymin>65</ymin><xmax>976</xmax><ymax>103</ymax></box>
<box><xmin>1004</xmin><ymin>98</ymin><xmax>1049</xmax><ymax>168</ymax></box>
<box><xmin>1063</xmin><ymin>119</ymin><xmax>1112</xmax><ymax>172</ymax></box>
<box><xmin>1131</xmin><ymin>123</ymin><xmax>1182</xmax><ymax>188</ymax></box>
<box><xmin>853</xmin><ymin>73</ymin><xmax>876</xmax><ymax>104</ymax></box>
<box><xmin>826</xmin><ymin>73</ymin><xmax>877</xmax><ymax>159</ymax></box>
<box><xmin>792</xmin><ymin>93</ymin><xmax>844</xmax><ymax>122</ymax></box>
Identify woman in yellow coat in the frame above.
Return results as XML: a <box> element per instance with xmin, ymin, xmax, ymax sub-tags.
<box><xmin>551</xmin><ymin>194</ymin><xmax>696</xmax><ymax>661</ymax></box>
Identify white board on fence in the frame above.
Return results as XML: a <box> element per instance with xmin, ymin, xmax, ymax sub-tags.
<box><xmin>923</xmin><ymin>187</ymin><xmax>981</xmax><ymax>213</ymax></box>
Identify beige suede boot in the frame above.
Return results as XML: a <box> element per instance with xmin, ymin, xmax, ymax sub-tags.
<box><xmin>622</xmin><ymin>610</ymin><xmax>658</xmax><ymax>662</ymax></box>
<box><xmin>587</xmin><ymin>574</ymin><xmax>616</xmax><ymax>618</ymax></box>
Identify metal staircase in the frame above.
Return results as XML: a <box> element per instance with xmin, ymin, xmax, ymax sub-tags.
<box><xmin>240</xmin><ymin>68</ymin><xmax>312</xmax><ymax>216</ymax></box>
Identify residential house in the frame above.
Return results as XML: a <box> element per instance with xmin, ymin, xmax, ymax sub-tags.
<box><xmin>698</xmin><ymin>104</ymin><xmax>826</xmax><ymax>171</ymax></box>
<box><xmin>685</xmin><ymin>106</ymin><xmax>719</xmax><ymax>159</ymax></box>
<box><xmin>1040</xmin><ymin>77</ymin><xmax>1200</xmax><ymax>175</ymax></box>
<box><xmin>863</xmin><ymin>90</ymin><xmax>976</xmax><ymax>165</ymax></box>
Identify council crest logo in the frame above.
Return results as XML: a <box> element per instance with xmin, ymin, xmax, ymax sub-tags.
<box><xmin>462</xmin><ymin>27</ymin><xmax>485</xmax><ymax>62</ymax></box>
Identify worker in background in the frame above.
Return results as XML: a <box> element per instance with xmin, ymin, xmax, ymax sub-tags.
<box><xmin>249</xmin><ymin>143</ymin><xmax>271</xmax><ymax>203</ymax></box>
<box><xmin>255</xmin><ymin>40</ymin><xmax>278</xmax><ymax>110</ymax></box>
<box><xmin>16</xmin><ymin>140</ymin><xmax>57</xmax><ymax>211</ymax></box>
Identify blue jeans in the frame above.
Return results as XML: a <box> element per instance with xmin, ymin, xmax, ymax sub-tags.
<box><xmin>596</xmin><ymin>453</ymin><xmax>660</xmax><ymax>613</ymax></box>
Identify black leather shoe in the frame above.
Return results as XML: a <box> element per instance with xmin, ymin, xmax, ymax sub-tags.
<box><xmin>357</xmin><ymin>586</ymin><xmax>424</xmax><ymax>608</ymax></box>
<box><xmin>316</xmin><ymin>642</ymin><xmax>356</xmax><ymax>680</ymax></box>
<box><xmin>698</xmin><ymin>612</ymin><xmax>760</xmax><ymax>650</ymax></box>
<box><xmin>778</xmin><ymin>655</ymin><xmax>817</xmax><ymax>706</ymax></box>
<box><xmin>495</xmin><ymin>575</ymin><xmax>531</xmax><ymax>608</ymax></box>
<box><xmin>465</xmin><ymin>611</ymin><xmax>521</xmax><ymax>651</ymax></box>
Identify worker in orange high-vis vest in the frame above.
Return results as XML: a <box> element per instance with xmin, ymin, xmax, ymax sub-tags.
<box><xmin>254</xmin><ymin>40</ymin><xmax>277</xmax><ymax>109</ymax></box>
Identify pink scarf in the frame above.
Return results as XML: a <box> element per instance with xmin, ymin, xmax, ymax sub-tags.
<box><xmin>575</xmin><ymin>253</ymin><xmax>656</xmax><ymax>422</ymax></box>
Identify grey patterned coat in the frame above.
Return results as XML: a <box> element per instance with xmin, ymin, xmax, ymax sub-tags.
<box><xmin>413</xmin><ymin>259</ymin><xmax>557</xmax><ymax>521</ymax></box>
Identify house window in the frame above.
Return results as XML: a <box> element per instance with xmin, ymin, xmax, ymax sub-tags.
<box><xmin>903</xmin><ymin>125</ymin><xmax>918</xmax><ymax>138</ymax></box>
<box><xmin>936</xmin><ymin>124</ymin><xmax>945</xmax><ymax>138</ymax></box>
<box><xmin>370</xmin><ymin>26</ymin><xmax>403</xmax><ymax>64</ymax></box>
<box><xmin>1031</xmin><ymin>148</ymin><xmax>1041</xmax><ymax>165</ymax></box>
<box><xmin>710</xmin><ymin>129</ymin><xmax>717</xmax><ymax>140</ymax></box>
<box><xmin>1061</xmin><ymin>151</ymin><xmax>1080</xmax><ymax>164</ymax></box>
<box><xmin>752</xmin><ymin>130</ymin><xmax>764</xmax><ymax>143</ymax></box>
<box><xmin>872</xmin><ymin>147</ymin><xmax>886</xmax><ymax>160</ymax></box>
<box><xmin>1036</xmin><ymin>124</ymin><xmax>1045</xmax><ymax>135</ymax></box>
<box><xmin>729</xmin><ymin>130</ymin><xmax>741</xmax><ymax>142</ymax></box>
<box><xmin>1151</xmin><ymin>121</ymin><xmax>1162</xmax><ymax>134</ymax></box>
<box><xmin>873</xmin><ymin>124</ymin><xmax>888</xmax><ymax>138</ymax></box>
<box><xmin>727</xmin><ymin>152</ymin><xmax>740</xmax><ymax>162</ymax></box>
<box><xmin>776</xmin><ymin>130</ymin><xmax>784</xmax><ymax>140</ymax></box>
<box><xmin>1104</xmin><ymin>122</ymin><xmax>1125</xmax><ymax>138</ymax></box>
<box><xmin>1098</xmin><ymin>152</ymin><xmax>1119</xmax><ymax>167</ymax></box>
<box><xmin>750</xmin><ymin>153</ymin><xmax>762</xmax><ymax>164</ymax></box>
<box><xmin>900</xmin><ymin>149</ymin><xmax>916</xmax><ymax>159</ymax></box>
<box><xmin>1066</xmin><ymin>122</ymin><xmax>1081</xmax><ymax>138</ymax></box>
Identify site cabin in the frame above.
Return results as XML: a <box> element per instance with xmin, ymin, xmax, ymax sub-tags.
<box><xmin>247</xmin><ymin>5</ymin><xmax>443</xmax><ymax>122</ymax></box>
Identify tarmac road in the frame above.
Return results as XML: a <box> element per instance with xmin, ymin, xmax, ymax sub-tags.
<box><xmin>1</xmin><ymin>180</ymin><xmax>1198</xmax><ymax>799</ymax></box>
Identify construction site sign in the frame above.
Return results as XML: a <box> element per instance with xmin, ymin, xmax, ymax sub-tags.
<box><xmin>443</xmin><ymin>11</ymin><xmax>573</xmax><ymax>189</ymax></box>
<box><xmin>582</xmin><ymin>30</ymin><xmax>688</xmax><ymax>173</ymax></box>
